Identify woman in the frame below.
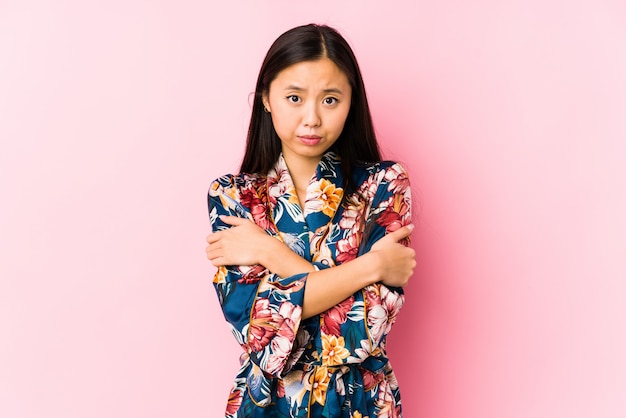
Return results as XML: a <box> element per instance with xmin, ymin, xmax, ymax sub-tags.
<box><xmin>206</xmin><ymin>24</ymin><xmax>415</xmax><ymax>417</ymax></box>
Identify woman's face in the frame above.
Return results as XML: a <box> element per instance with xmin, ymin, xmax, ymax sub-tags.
<box><xmin>263</xmin><ymin>58</ymin><xmax>352</xmax><ymax>172</ymax></box>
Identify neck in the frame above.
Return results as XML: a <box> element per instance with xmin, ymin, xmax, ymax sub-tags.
<box><xmin>284</xmin><ymin>153</ymin><xmax>321</xmax><ymax>183</ymax></box>
<box><xmin>282</xmin><ymin>154</ymin><xmax>321</xmax><ymax>208</ymax></box>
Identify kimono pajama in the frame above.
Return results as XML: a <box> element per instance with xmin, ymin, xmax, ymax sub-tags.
<box><xmin>208</xmin><ymin>152</ymin><xmax>412</xmax><ymax>417</ymax></box>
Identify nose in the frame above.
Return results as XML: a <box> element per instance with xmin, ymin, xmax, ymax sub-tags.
<box><xmin>303</xmin><ymin>102</ymin><xmax>321</xmax><ymax>127</ymax></box>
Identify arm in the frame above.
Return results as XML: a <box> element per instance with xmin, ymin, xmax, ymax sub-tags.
<box><xmin>207</xmin><ymin>164</ymin><xmax>414</xmax><ymax>318</ymax></box>
<box><xmin>207</xmin><ymin>164</ymin><xmax>413</xmax><ymax>373</ymax></box>
<box><xmin>207</xmin><ymin>175</ymin><xmax>309</xmax><ymax>378</ymax></box>
<box><xmin>351</xmin><ymin>162</ymin><xmax>414</xmax><ymax>349</ymax></box>
<box><xmin>206</xmin><ymin>215</ymin><xmax>315</xmax><ymax>278</ymax></box>
<box><xmin>298</xmin><ymin>225</ymin><xmax>413</xmax><ymax>318</ymax></box>
<box><xmin>207</xmin><ymin>216</ymin><xmax>414</xmax><ymax>319</ymax></box>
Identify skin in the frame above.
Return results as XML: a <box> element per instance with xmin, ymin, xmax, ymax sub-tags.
<box><xmin>261</xmin><ymin>57</ymin><xmax>352</xmax><ymax>206</ymax></box>
<box><xmin>206</xmin><ymin>58</ymin><xmax>416</xmax><ymax>319</ymax></box>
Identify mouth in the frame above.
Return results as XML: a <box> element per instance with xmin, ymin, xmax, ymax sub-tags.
<box><xmin>298</xmin><ymin>135</ymin><xmax>322</xmax><ymax>145</ymax></box>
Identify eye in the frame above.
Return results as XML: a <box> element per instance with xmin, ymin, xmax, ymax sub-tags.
<box><xmin>323</xmin><ymin>97</ymin><xmax>338</xmax><ymax>105</ymax></box>
<box><xmin>286</xmin><ymin>95</ymin><xmax>301</xmax><ymax>103</ymax></box>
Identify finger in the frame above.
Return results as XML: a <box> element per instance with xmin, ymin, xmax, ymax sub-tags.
<box><xmin>219</xmin><ymin>215</ymin><xmax>248</xmax><ymax>226</ymax></box>
<box><xmin>207</xmin><ymin>235</ymin><xmax>223</xmax><ymax>246</ymax></box>
<box><xmin>206</xmin><ymin>241</ymin><xmax>222</xmax><ymax>255</ymax></box>
<box><xmin>386</xmin><ymin>224</ymin><xmax>414</xmax><ymax>241</ymax></box>
<box><xmin>206</xmin><ymin>247</ymin><xmax>223</xmax><ymax>261</ymax></box>
<box><xmin>209</xmin><ymin>257</ymin><xmax>227</xmax><ymax>267</ymax></box>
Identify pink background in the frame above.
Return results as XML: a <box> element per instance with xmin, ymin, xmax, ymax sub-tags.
<box><xmin>1</xmin><ymin>1</ymin><xmax>625</xmax><ymax>417</ymax></box>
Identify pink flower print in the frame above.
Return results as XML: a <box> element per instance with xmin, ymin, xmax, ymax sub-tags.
<box><xmin>278</xmin><ymin>301</ymin><xmax>302</xmax><ymax>326</ymax></box>
<box><xmin>366</xmin><ymin>303</ymin><xmax>388</xmax><ymax>344</ymax></box>
<box><xmin>225</xmin><ymin>387</ymin><xmax>243</xmax><ymax>415</ymax></box>
<box><xmin>365</xmin><ymin>285</ymin><xmax>404</xmax><ymax>344</ymax></box>
<box><xmin>275</xmin><ymin>301</ymin><xmax>301</xmax><ymax>344</ymax></box>
<box><xmin>239</xmin><ymin>187</ymin><xmax>273</xmax><ymax>231</ymax></box>
<box><xmin>248</xmin><ymin>299</ymin><xmax>278</xmax><ymax>352</ymax></box>
<box><xmin>336</xmin><ymin>232</ymin><xmax>360</xmax><ymax>264</ymax></box>
<box><xmin>375</xmin><ymin>378</ymin><xmax>401</xmax><ymax>418</ymax></box>
<box><xmin>361</xmin><ymin>367</ymin><xmax>385</xmax><ymax>392</ymax></box>
<box><xmin>376</xmin><ymin>195</ymin><xmax>410</xmax><ymax>233</ymax></box>
<box><xmin>376</xmin><ymin>206</ymin><xmax>403</xmax><ymax>233</ymax></box>
<box><xmin>364</xmin><ymin>286</ymin><xmax>381</xmax><ymax>306</ymax></box>
<box><xmin>264</xmin><ymin>301</ymin><xmax>302</xmax><ymax>375</ymax></box>
<box><xmin>321</xmin><ymin>296</ymin><xmax>354</xmax><ymax>336</ymax></box>
<box><xmin>238</xmin><ymin>264</ymin><xmax>268</xmax><ymax>284</ymax></box>
<box><xmin>379</xmin><ymin>285</ymin><xmax>403</xmax><ymax>329</ymax></box>
<box><xmin>339</xmin><ymin>204</ymin><xmax>366</xmax><ymax>233</ymax></box>
<box><xmin>384</xmin><ymin>164</ymin><xmax>410</xmax><ymax>194</ymax></box>
<box><xmin>267</xmin><ymin>161</ymin><xmax>294</xmax><ymax>202</ymax></box>
<box><xmin>356</xmin><ymin>172</ymin><xmax>381</xmax><ymax>202</ymax></box>
<box><xmin>265</xmin><ymin>335</ymin><xmax>293</xmax><ymax>376</ymax></box>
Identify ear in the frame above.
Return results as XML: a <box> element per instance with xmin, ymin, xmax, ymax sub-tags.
<box><xmin>262</xmin><ymin>93</ymin><xmax>271</xmax><ymax>112</ymax></box>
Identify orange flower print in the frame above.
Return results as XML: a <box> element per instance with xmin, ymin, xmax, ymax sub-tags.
<box><xmin>209</xmin><ymin>153</ymin><xmax>410</xmax><ymax>417</ymax></box>
<box><xmin>309</xmin><ymin>366</ymin><xmax>331</xmax><ymax>405</ymax></box>
<box><xmin>286</xmin><ymin>185</ymin><xmax>300</xmax><ymax>206</ymax></box>
<box><xmin>306</xmin><ymin>179</ymin><xmax>343</xmax><ymax>217</ymax></box>
<box><xmin>213</xmin><ymin>266</ymin><xmax>227</xmax><ymax>284</ymax></box>
<box><xmin>321</xmin><ymin>334</ymin><xmax>350</xmax><ymax>366</ymax></box>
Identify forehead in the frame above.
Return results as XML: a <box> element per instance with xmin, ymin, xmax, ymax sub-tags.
<box><xmin>270</xmin><ymin>58</ymin><xmax>351</xmax><ymax>90</ymax></box>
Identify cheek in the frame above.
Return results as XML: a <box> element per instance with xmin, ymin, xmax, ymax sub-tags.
<box><xmin>272</xmin><ymin>112</ymin><xmax>296</xmax><ymax>133</ymax></box>
<box><xmin>268</xmin><ymin>105</ymin><xmax>286</xmax><ymax>124</ymax></box>
<box><xmin>270</xmin><ymin>110</ymin><xmax>299</xmax><ymax>141</ymax></box>
<box><xmin>331</xmin><ymin>109</ymin><xmax>350</xmax><ymax>131</ymax></box>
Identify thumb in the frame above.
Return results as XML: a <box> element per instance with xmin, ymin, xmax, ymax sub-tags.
<box><xmin>385</xmin><ymin>224</ymin><xmax>414</xmax><ymax>242</ymax></box>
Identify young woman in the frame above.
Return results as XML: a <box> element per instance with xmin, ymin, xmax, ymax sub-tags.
<box><xmin>206</xmin><ymin>24</ymin><xmax>415</xmax><ymax>418</ymax></box>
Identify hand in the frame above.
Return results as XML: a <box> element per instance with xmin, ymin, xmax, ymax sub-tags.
<box><xmin>369</xmin><ymin>224</ymin><xmax>416</xmax><ymax>288</ymax></box>
<box><xmin>206</xmin><ymin>215</ymin><xmax>274</xmax><ymax>267</ymax></box>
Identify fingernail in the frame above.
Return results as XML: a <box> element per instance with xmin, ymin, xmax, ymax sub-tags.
<box><xmin>406</xmin><ymin>224</ymin><xmax>414</xmax><ymax>231</ymax></box>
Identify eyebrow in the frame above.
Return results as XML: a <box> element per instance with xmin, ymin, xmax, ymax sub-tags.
<box><xmin>284</xmin><ymin>85</ymin><xmax>344</xmax><ymax>95</ymax></box>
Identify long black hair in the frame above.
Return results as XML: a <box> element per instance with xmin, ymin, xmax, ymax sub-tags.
<box><xmin>240</xmin><ymin>24</ymin><xmax>381</xmax><ymax>193</ymax></box>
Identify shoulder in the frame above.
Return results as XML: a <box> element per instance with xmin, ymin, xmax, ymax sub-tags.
<box><xmin>352</xmin><ymin>160</ymin><xmax>410</xmax><ymax>182</ymax></box>
<box><xmin>208</xmin><ymin>172</ymin><xmax>265</xmax><ymax>198</ymax></box>
<box><xmin>350</xmin><ymin>160</ymin><xmax>411</xmax><ymax>204</ymax></box>
<box><xmin>207</xmin><ymin>172</ymin><xmax>267</xmax><ymax>219</ymax></box>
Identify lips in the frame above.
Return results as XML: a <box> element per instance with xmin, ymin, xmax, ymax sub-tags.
<box><xmin>298</xmin><ymin>135</ymin><xmax>322</xmax><ymax>146</ymax></box>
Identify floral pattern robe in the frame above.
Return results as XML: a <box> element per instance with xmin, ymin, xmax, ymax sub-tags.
<box><xmin>207</xmin><ymin>151</ymin><xmax>412</xmax><ymax>417</ymax></box>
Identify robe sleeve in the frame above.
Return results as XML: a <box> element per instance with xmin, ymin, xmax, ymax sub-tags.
<box><xmin>359</xmin><ymin>162</ymin><xmax>412</xmax><ymax>350</ymax></box>
<box><xmin>207</xmin><ymin>175</ymin><xmax>309</xmax><ymax>378</ymax></box>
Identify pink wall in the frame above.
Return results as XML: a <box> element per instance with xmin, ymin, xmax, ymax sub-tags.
<box><xmin>1</xmin><ymin>1</ymin><xmax>625</xmax><ymax>417</ymax></box>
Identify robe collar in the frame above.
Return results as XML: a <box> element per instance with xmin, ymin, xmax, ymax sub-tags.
<box><xmin>266</xmin><ymin>152</ymin><xmax>344</xmax><ymax>259</ymax></box>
